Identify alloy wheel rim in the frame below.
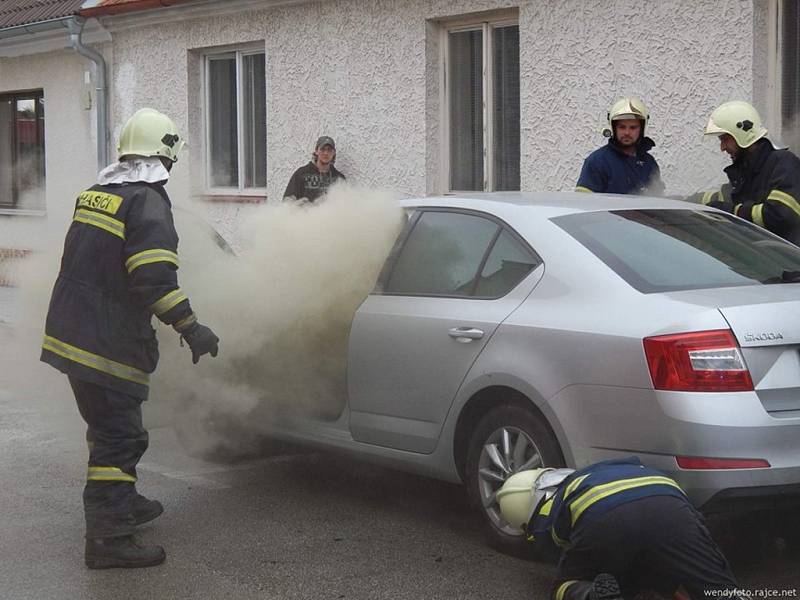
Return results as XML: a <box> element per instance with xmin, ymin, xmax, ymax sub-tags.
<box><xmin>477</xmin><ymin>425</ymin><xmax>544</xmax><ymax>536</ymax></box>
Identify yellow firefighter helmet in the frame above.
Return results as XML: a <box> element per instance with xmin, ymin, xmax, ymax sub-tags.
<box><xmin>117</xmin><ymin>108</ymin><xmax>185</xmax><ymax>163</ymax></box>
<box><xmin>703</xmin><ymin>100</ymin><xmax>768</xmax><ymax>149</ymax></box>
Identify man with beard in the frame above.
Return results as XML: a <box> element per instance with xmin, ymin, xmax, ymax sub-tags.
<box><xmin>697</xmin><ymin>100</ymin><xmax>800</xmax><ymax>245</ymax></box>
<box><xmin>576</xmin><ymin>97</ymin><xmax>664</xmax><ymax>195</ymax></box>
<box><xmin>283</xmin><ymin>135</ymin><xmax>346</xmax><ymax>204</ymax></box>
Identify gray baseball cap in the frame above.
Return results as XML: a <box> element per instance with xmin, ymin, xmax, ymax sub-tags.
<box><xmin>315</xmin><ymin>136</ymin><xmax>336</xmax><ymax>150</ymax></box>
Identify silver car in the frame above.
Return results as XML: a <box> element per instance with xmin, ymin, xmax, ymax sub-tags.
<box><xmin>258</xmin><ymin>192</ymin><xmax>800</xmax><ymax>553</ymax></box>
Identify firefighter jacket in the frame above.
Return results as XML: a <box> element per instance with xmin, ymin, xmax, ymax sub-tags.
<box><xmin>698</xmin><ymin>139</ymin><xmax>800</xmax><ymax>245</ymax></box>
<box><xmin>41</xmin><ymin>181</ymin><xmax>196</xmax><ymax>400</ymax></box>
<box><xmin>576</xmin><ymin>137</ymin><xmax>664</xmax><ymax>196</ymax></box>
<box><xmin>526</xmin><ymin>457</ymin><xmax>686</xmax><ymax>554</ymax></box>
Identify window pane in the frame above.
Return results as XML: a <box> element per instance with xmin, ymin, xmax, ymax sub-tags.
<box><xmin>474</xmin><ymin>229</ymin><xmax>538</xmax><ymax>297</ymax></box>
<box><xmin>492</xmin><ymin>25</ymin><xmax>520</xmax><ymax>191</ymax></box>
<box><xmin>243</xmin><ymin>53</ymin><xmax>266</xmax><ymax>189</ymax></box>
<box><xmin>208</xmin><ymin>57</ymin><xmax>238</xmax><ymax>187</ymax></box>
<box><xmin>386</xmin><ymin>211</ymin><xmax>498</xmax><ymax>296</ymax></box>
<box><xmin>782</xmin><ymin>1</ymin><xmax>800</xmax><ymax>152</ymax></box>
<box><xmin>0</xmin><ymin>98</ymin><xmax>13</xmax><ymax>207</ymax></box>
<box><xmin>553</xmin><ymin>209</ymin><xmax>800</xmax><ymax>293</ymax></box>
<box><xmin>14</xmin><ymin>98</ymin><xmax>45</xmax><ymax>208</ymax></box>
<box><xmin>449</xmin><ymin>29</ymin><xmax>483</xmax><ymax>191</ymax></box>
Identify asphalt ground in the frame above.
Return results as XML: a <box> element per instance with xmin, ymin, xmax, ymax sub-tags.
<box><xmin>1</xmin><ymin>297</ymin><xmax>798</xmax><ymax>600</ymax></box>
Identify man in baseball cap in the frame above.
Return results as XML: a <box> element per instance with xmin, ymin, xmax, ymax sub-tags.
<box><xmin>283</xmin><ymin>135</ymin><xmax>346</xmax><ymax>204</ymax></box>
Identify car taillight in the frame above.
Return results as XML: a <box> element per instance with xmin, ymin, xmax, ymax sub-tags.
<box><xmin>643</xmin><ymin>329</ymin><xmax>753</xmax><ymax>392</ymax></box>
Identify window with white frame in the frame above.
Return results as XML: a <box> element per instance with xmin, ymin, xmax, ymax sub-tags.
<box><xmin>445</xmin><ymin>19</ymin><xmax>519</xmax><ymax>192</ymax></box>
<box><xmin>0</xmin><ymin>91</ymin><xmax>45</xmax><ymax>210</ymax></box>
<box><xmin>205</xmin><ymin>49</ymin><xmax>266</xmax><ymax>192</ymax></box>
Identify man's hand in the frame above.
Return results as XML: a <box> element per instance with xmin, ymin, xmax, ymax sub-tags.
<box><xmin>182</xmin><ymin>323</ymin><xmax>219</xmax><ymax>364</ymax></box>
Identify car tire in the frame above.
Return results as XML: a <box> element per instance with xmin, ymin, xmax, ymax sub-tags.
<box><xmin>465</xmin><ymin>404</ymin><xmax>564</xmax><ymax>561</ymax></box>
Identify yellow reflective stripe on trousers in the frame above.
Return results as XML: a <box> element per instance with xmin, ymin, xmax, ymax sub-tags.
<box><xmin>752</xmin><ymin>203</ymin><xmax>765</xmax><ymax>227</ymax></box>
<box><xmin>569</xmin><ymin>476</ymin><xmax>683</xmax><ymax>526</ymax></box>
<box><xmin>575</xmin><ymin>186</ymin><xmax>593</xmax><ymax>193</ymax></box>
<box><xmin>42</xmin><ymin>335</ymin><xmax>149</xmax><ymax>386</ymax></box>
<box><xmin>125</xmin><ymin>248</ymin><xmax>179</xmax><ymax>274</ymax></box>
<box><xmin>87</xmin><ymin>466</ymin><xmax>137</xmax><ymax>483</ymax></box>
<box><xmin>767</xmin><ymin>189</ymin><xmax>800</xmax><ymax>217</ymax></box>
<box><xmin>74</xmin><ymin>208</ymin><xmax>126</xmax><ymax>240</ymax></box>
<box><xmin>556</xmin><ymin>581</ymin><xmax>578</xmax><ymax>600</ymax></box>
<box><xmin>701</xmin><ymin>190</ymin><xmax>717</xmax><ymax>205</ymax></box>
<box><xmin>150</xmin><ymin>289</ymin><xmax>188</xmax><ymax>316</ymax></box>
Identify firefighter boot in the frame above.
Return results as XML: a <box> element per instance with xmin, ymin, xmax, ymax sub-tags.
<box><xmin>132</xmin><ymin>494</ymin><xmax>164</xmax><ymax>526</ymax></box>
<box><xmin>85</xmin><ymin>535</ymin><xmax>166</xmax><ymax>569</ymax></box>
<box><xmin>589</xmin><ymin>573</ymin><xmax>623</xmax><ymax>600</ymax></box>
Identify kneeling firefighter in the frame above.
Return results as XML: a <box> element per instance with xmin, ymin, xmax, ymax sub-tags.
<box><xmin>41</xmin><ymin>108</ymin><xmax>220</xmax><ymax>569</ymax></box>
<box><xmin>497</xmin><ymin>457</ymin><xmax>743</xmax><ymax>600</ymax></box>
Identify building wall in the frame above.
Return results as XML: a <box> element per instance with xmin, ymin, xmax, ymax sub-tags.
<box><xmin>0</xmin><ymin>0</ymin><xmax>766</xmax><ymax>247</ymax></box>
<box><xmin>0</xmin><ymin>49</ymin><xmax>98</xmax><ymax>249</ymax></box>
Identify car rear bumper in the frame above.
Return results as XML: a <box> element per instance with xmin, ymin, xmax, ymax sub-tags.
<box><xmin>551</xmin><ymin>385</ymin><xmax>800</xmax><ymax>509</ymax></box>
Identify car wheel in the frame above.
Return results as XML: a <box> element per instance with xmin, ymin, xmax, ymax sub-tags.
<box><xmin>465</xmin><ymin>404</ymin><xmax>564</xmax><ymax>559</ymax></box>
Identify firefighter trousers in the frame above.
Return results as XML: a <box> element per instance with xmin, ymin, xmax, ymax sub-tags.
<box><xmin>68</xmin><ymin>376</ymin><xmax>149</xmax><ymax>539</ymax></box>
<box><xmin>552</xmin><ymin>495</ymin><xmax>739</xmax><ymax>599</ymax></box>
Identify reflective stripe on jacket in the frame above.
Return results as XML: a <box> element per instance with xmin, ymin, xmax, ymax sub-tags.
<box><xmin>40</xmin><ymin>182</ymin><xmax>193</xmax><ymax>399</ymax></box>
<box><xmin>527</xmin><ymin>457</ymin><xmax>686</xmax><ymax>552</ymax></box>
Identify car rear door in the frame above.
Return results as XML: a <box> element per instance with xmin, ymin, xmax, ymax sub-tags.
<box><xmin>347</xmin><ymin>208</ymin><xmax>543</xmax><ymax>454</ymax></box>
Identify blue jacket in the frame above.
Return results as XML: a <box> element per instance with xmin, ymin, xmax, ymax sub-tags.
<box><xmin>526</xmin><ymin>457</ymin><xmax>686</xmax><ymax>553</ymax></box>
<box><xmin>576</xmin><ymin>138</ymin><xmax>664</xmax><ymax>195</ymax></box>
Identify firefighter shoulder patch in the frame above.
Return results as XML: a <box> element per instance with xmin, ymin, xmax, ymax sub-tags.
<box><xmin>77</xmin><ymin>191</ymin><xmax>124</xmax><ymax>215</ymax></box>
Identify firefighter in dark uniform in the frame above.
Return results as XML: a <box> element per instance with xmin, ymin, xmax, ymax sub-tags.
<box><xmin>576</xmin><ymin>97</ymin><xmax>665</xmax><ymax>196</ymax></box>
<box><xmin>696</xmin><ymin>100</ymin><xmax>800</xmax><ymax>245</ymax></box>
<box><xmin>40</xmin><ymin>108</ymin><xmax>220</xmax><ymax>569</ymax></box>
<box><xmin>497</xmin><ymin>458</ymin><xmax>742</xmax><ymax>600</ymax></box>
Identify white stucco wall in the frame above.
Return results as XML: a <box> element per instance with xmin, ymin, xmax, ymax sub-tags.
<box><xmin>0</xmin><ymin>0</ymin><xmax>769</xmax><ymax>246</ymax></box>
<box><xmin>0</xmin><ymin>49</ymin><xmax>99</xmax><ymax>248</ymax></box>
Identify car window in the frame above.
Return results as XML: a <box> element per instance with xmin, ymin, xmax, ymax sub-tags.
<box><xmin>474</xmin><ymin>229</ymin><xmax>540</xmax><ymax>297</ymax></box>
<box><xmin>553</xmin><ymin>209</ymin><xmax>800</xmax><ymax>293</ymax></box>
<box><xmin>385</xmin><ymin>211</ymin><xmax>499</xmax><ymax>296</ymax></box>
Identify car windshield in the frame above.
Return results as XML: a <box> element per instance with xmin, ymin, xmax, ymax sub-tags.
<box><xmin>552</xmin><ymin>209</ymin><xmax>800</xmax><ymax>293</ymax></box>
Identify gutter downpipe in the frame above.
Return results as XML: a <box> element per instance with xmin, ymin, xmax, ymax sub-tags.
<box><xmin>66</xmin><ymin>17</ymin><xmax>108</xmax><ymax>172</ymax></box>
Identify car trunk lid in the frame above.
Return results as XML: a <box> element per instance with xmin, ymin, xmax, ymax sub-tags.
<box><xmin>668</xmin><ymin>285</ymin><xmax>800</xmax><ymax>415</ymax></box>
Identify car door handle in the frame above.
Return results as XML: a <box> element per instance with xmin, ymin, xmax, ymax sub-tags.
<box><xmin>448</xmin><ymin>327</ymin><xmax>485</xmax><ymax>341</ymax></box>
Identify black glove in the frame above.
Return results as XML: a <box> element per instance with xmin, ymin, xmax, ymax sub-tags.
<box><xmin>182</xmin><ymin>323</ymin><xmax>219</xmax><ymax>364</ymax></box>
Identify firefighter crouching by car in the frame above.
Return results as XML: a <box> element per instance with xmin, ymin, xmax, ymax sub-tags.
<box><xmin>497</xmin><ymin>457</ymin><xmax>743</xmax><ymax>600</ymax></box>
<box><xmin>40</xmin><ymin>108</ymin><xmax>220</xmax><ymax>569</ymax></box>
<box><xmin>691</xmin><ymin>100</ymin><xmax>800</xmax><ymax>245</ymax></box>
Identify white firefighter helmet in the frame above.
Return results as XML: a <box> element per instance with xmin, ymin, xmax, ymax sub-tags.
<box><xmin>496</xmin><ymin>469</ymin><xmax>549</xmax><ymax>532</ymax></box>
<box><xmin>117</xmin><ymin>108</ymin><xmax>185</xmax><ymax>163</ymax></box>
<box><xmin>703</xmin><ymin>100</ymin><xmax>768</xmax><ymax>149</ymax></box>
<box><xmin>603</xmin><ymin>96</ymin><xmax>649</xmax><ymax>138</ymax></box>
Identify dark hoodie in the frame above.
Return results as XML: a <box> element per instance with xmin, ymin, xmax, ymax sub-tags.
<box><xmin>282</xmin><ymin>161</ymin><xmax>346</xmax><ymax>203</ymax></box>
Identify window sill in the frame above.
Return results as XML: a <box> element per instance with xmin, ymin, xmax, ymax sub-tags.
<box><xmin>202</xmin><ymin>194</ymin><xmax>266</xmax><ymax>204</ymax></box>
<box><xmin>0</xmin><ymin>208</ymin><xmax>46</xmax><ymax>217</ymax></box>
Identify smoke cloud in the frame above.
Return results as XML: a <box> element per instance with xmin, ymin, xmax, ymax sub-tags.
<box><xmin>6</xmin><ymin>182</ymin><xmax>404</xmax><ymax>459</ymax></box>
<box><xmin>156</xmin><ymin>183</ymin><xmax>404</xmax><ymax>456</ymax></box>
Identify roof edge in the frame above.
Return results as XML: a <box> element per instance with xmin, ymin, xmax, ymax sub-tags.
<box><xmin>80</xmin><ymin>0</ymin><xmax>194</xmax><ymax>17</ymax></box>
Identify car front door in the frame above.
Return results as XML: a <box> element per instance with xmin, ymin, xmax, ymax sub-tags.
<box><xmin>347</xmin><ymin>209</ymin><xmax>542</xmax><ymax>453</ymax></box>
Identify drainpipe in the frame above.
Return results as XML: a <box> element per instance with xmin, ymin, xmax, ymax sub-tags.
<box><xmin>66</xmin><ymin>17</ymin><xmax>108</xmax><ymax>172</ymax></box>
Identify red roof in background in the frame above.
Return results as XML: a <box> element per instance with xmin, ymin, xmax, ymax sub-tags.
<box><xmin>79</xmin><ymin>0</ymin><xmax>193</xmax><ymax>17</ymax></box>
<box><xmin>0</xmin><ymin>0</ymin><xmax>84</xmax><ymax>29</ymax></box>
